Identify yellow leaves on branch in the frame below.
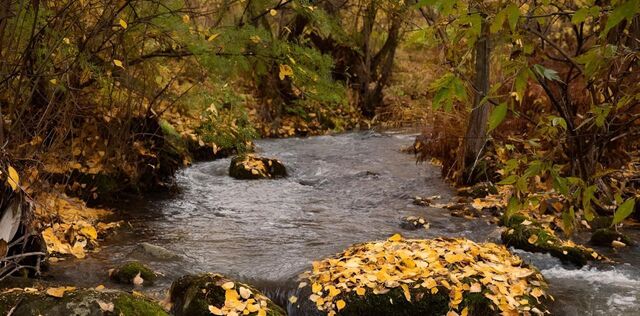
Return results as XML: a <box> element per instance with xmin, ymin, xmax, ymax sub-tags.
<box><xmin>278</xmin><ymin>64</ymin><xmax>293</xmax><ymax>80</ymax></box>
<box><xmin>296</xmin><ymin>235</ymin><xmax>549</xmax><ymax>315</ymax></box>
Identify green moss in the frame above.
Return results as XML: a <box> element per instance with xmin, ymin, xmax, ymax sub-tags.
<box><xmin>0</xmin><ymin>289</ymin><xmax>168</xmax><ymax>316</ymax></box>
<box><xmin>170</xmin><ymin>273</ymin><xmax>285</xmax><ymax>316</ymax></box>
<box><xmin>113</xmin><ymin>293</ymin><xmax>169</xmax><ymax>316</ymax></box>
<box><xmin>111</xmin><ymin>261</ymin><xmax>157</xmax><ymax>285</ymax></box>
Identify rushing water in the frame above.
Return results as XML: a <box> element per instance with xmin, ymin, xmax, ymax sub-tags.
<box><xmin>48</xmin><ymin>131</ymin><xmax>640</xmax><ymax>315</ymax></box>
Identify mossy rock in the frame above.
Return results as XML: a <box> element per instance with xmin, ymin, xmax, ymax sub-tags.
<box><xmin>292</xmin><ymin>285</ymin><xmax>492</xmax><ymax>316</ymax></box>
<box><xmin>229</xmin><ymin>155</ymin><xmax>287</xmax><ymax>180</ymax></box>
<box><xmin>590</xmin><ymin>228</ymin><xmax>634</xmax><ymax>247</ymax></box>
<box><xmin>0</xmin><ymin>288</ymin><xmax>168</xmax><ymax>316</ymax></box>
<box><xmin>110</xmin><ymin>261</ymin><xmax>157</xmax><ymax>285</ymax></box>
<box><xmin>169</xmin><ymin>273</ymin><xmax>286</xmax><ymax>316</ymax></box>
<box><xmin>501</xmin><ymin>214</ymin><xmax>603</xmax><ymax>266</ymax></box>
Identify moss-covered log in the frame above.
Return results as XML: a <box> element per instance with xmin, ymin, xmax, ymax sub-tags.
<box><xmin>169</xmin><ymin>273</ymin><xmax>286</xmax><ymax>316</ymax></box>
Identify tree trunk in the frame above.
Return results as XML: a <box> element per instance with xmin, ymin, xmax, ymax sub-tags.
<box><xmin>462</xmin><ymin>12</ymin><xmax>490</xmax><ymax>184</ymax></box>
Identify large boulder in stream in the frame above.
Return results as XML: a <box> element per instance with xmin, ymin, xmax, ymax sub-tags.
<box><xmin>290</xmin><ymin>235</ymin><xmax>549</xmax><ymax>316</ymax></box>
<box><xmin>0</xmin><ymin>287</ymin><xmax>168</xmax><ymax>316</ymax></box>
<box><xmin>229</xmin><ymin>155</ymin><xmax>287</xmax><ymax>180</ymax></box>
<box><xmin>169</xmin><ymin>273</ymin><xmax>286</xmax><ymax>316</ymax></box>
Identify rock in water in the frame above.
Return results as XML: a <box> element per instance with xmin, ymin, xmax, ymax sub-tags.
<box><xmin>400</xmin><ymin>216</ymin><xmax>429</xmax><ymax>230</ymax></box>
<box><xmin>292</xmin><ymin>235</ymin><xmax>549</xmax><ymax>316</ymax></box>
<box><xmin>110</xmin><ymin>261</ymin><xmax>157</xmax><ymax>285</ymax></box>
<box><xmin>0</xmin><ymin>288</ymin><xmax>168</xmax><ymax>316</ymax></box>
<box><xmin>229</xmin><ymin>155</ymin><xmax>287</xmax><ymax>180</ymax></box>
<box><xmin>135</xmin><ymin>242</ymin><xmax>180</xmax><ymax>260</ymax></box>
<box><xmin>590</xmin><ymin>228</ymin><xmax>634</xmax><ymax>247</ymax></box>
<box><xmin>169</xmin><ymin>273</ymin><xmax>286</xmax><ymax>316</ymax></box>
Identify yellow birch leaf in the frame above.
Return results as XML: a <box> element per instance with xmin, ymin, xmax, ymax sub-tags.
<box><xmin>80</xmin><ymin>225</ymin><xmax>97</xmax><ymax>240</ymax></box>
<box><xmin>400</xmin><ymin>284</ymin><xmax>411</xmax><ymax>302</ymax></box>
<box><xmin>222</xmin><ymin>281</ymin><xmax>235</xmax><ymax>290</ymax></box>
<box><xmin>7</xmin><ymin>166</ymin><xmax>19</xmax><ymax>191</ymax></box>
<box><xmin>388</xmin><ymin>233</ymin><xmax>403</xmax><ymax>242</ymax></box>
<box><xmin>288</xmin><ymin>296</ymin><xmax>298</xmax><ymax>304</ymax></box>
<box><xmin>270</xmin><ymin>9</ymin><xmax>278</xmax><ymax>16</ymax></box>
<box><xmin>113</xmin><ymin>59</ymin><xmax>124</xmax><ymax>69</ymax></box>
<box><xmin>119</xmin><ymin>19</ymin><xmax>128</xmax><ymax>29</ymax></box>
<box><xmin>208</xmin><ymin>305</ymin><xmax>224</xmax><ymax>315</ymax></box>
<box><xmin>336</xmin><ymin>299</ymin><xmax>346</xmax><ymax>311</ymax></box>
<box><xmin>278</xmin><ymin>64</ymin><xmax>293</xmax><ymax>80</ymax></box>
<box><xmin>207</xmin><ymin>33</ymin><xmax>220</xmax><ymax>41</ymax></box>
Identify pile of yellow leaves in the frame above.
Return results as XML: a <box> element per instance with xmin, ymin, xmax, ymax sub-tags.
<box><xmin>236</xmin><ymin>156</ymin><xmax>269</xmax><ymax>177</ymax></box>
<box><xmin>207</xmin><ymin>281</ymin><xmax>271</xmax><ymax>316</ymax></box>
<box><xmin>36</xmin><ymin>192</ymin><xmax>120</xmax><ymax>259</ymax></box>
<box><xmin>296</xmin><ymin>234</ymin><xmax>549</xmax><ymax>316</ymax></box>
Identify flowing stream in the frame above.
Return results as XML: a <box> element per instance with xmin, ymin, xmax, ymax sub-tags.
<box><xmin>48</xmin><ymin>131</ymin><xmax>640</xmax><ymax>315</ymax></box>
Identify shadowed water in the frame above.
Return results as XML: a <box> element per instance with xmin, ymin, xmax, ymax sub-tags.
<box><xmin>48</xmin><ymin>131</ymin><xmax>640</xmax><ymax>315</ymax></box>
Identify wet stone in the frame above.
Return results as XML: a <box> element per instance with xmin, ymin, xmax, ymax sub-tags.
<box><xmin>400</xmin><ymin>216</ymin><xmax>430</xmax><ymax>230</ymax></box>
<box><xmin>134</xmin><ymin>242</ymin><xmax>180</xmax><ymax>260</ymax></box>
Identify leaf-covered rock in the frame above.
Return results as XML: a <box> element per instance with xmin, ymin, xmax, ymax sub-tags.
<box><xmin>501</xmin><ymin>214</ymin><xmax>605</xmax><ymax>266</ymax></box>
<box><xmin>169</xmin><ymin>273</ymin><xmax>286</xmax><ymax>316</ymax></box>
<box><xmin>0</xmin><ymin>287</ymin><xmax>168</xmax><ymax>316</ymax></box>
<box><xmin>229</xmin><ymin>155</ymin><xmax>287</xmax><ymax>180</ymax></box>
<box><xmin>292</xmin><ymin>235</ymin><xmax>549</xmax><ymax>316</ymax></box>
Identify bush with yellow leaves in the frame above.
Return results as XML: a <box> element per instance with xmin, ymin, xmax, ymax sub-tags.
<box><xmin>291</xmin><ymin>235</ymin><xmax>549</xmax><ymax>316</ymax></box>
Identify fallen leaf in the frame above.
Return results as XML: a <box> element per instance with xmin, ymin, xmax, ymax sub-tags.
<box><xmin>7</xmin><ymin>166</ymin><xmax>19</xmax><ymax>191</ymax></box>
<box><xmin>97</xmin><ymin>300</ymin><xmax>114</xmax><ymax>312</ymax></box>
<box><xmin>46</xmin><ymin>286</ymin><xmax>75</xmax><ymax>298</ymax></box>
<box><xmin>208</xmin><ymin>305</ymin><xmax>224</xmax><ymax>315</ymax></box>
<box><xmin>133</xmin><ymin>272</ymin><xmax>144</xmax><ymax>286</ymax></box>
<box><xmin>336</xmin><ymin>299</ymin><xmax>346</xmax><ymax>311</ymax></box>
